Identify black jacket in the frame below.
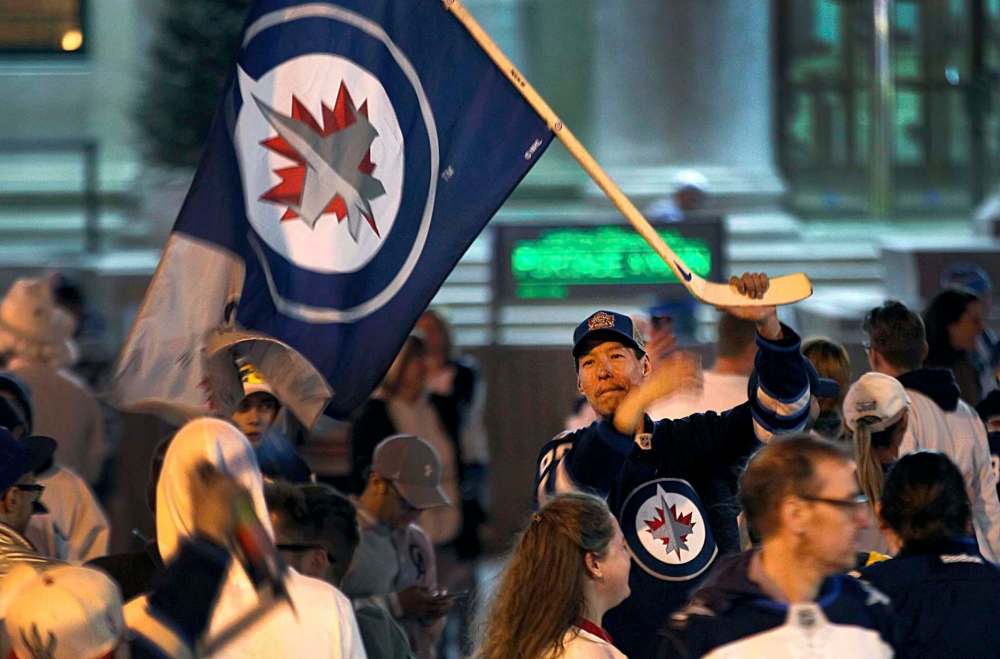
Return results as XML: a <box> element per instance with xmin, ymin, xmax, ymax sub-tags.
<box><xmin>860</xmin><ymin>537</ymin><xmax>1000</xmax><ymax>659</ymax></box>
<box><xmin>659</xmin><ymin>552</ymin><xmax>898</xmax><ymax>659</ymax></box>
<box><xmin>87</xmin><ymin>541</ymin><xmax>164</xmax><ymax>602</ymax></box>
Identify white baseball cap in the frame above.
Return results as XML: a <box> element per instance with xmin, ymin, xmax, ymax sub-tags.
<box><xmin>843</xmin><ymin>372</ymin><xmax>910</xmax><ymax>433</ymax></box>
<box><xmin>4</xmin><ymin>565</ymin><xmax>124</xmax><ymax>659</ymax></box>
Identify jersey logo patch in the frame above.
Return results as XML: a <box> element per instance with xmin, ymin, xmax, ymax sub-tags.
<box><xmin>620</xmin><ymin>478</ymin><xmax>718</xmax><ymax>581</ymax></box>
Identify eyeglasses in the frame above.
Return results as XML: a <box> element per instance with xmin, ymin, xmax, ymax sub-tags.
<box><xmin>798</xmin><ymin>493</ymin><xmax>869</xmax><ymax>510</ymax></box>
<box><xmin>13</xmin><ymin>483</ymin><xmax>44</xmax><ymax>502</ymax></box>
<box><xmin>276</xmin><ymin>543</ymin><xmax>336</xmax><ymax>565</ymax></box>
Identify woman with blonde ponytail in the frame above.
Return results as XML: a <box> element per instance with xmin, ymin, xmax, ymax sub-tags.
<box><xmin>843</xmin><ymin>372</ymin><xmax>911</xmax><ymax>554</ymax></box>
<box><xmin>477</xmin><ymin>492</ymin><xmax>631</xmax><ymax>659</ymax></box>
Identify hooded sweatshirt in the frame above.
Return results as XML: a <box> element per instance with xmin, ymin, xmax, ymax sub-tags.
<box><xmin>123</xmin><ymin>418</ymin><xmax>367</xmax><ymax>658</ymax></box>
<box><xmin>26</xmin><ymin>463</ymin><xmax>109</xmax><ymax>562</ymax></box>
<box><xmin>897</xmin><ymin>368</ymin><xmax>1000</xmax><ymax>563</ymax></box>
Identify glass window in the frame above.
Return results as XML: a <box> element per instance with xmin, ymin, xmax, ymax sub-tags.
<box><xmin>777</xmin><ymin>0</ymin><xmax>994</xmax><ymax>213</ymax></box>
<box><xmin>0</xmin><ymin>0</ymin><xmax>85</xmax><ymax>54</ymax></box>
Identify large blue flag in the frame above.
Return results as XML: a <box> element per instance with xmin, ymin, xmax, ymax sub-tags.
<box><xmin>113</xmin><ymin>0</ymin><xmax>552</xmax><ymax>424</ymax></box>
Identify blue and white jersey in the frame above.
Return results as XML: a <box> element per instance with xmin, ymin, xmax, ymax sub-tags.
<box><xmin>534</xmin><ymin>324</ymin><xmax>814</xmax><ymax>659</ymax></box>
<box><xmin>659</xmin><ymin>552</ymin><xmax>897</xmax><ymax>659</ymax></box>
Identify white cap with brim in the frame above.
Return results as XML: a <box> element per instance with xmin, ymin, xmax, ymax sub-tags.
<box><xmin>843</xmin><ymin>372</ymin><xmax>911</xmax><ymax>433</ymax></box>
<box><xmin>0</xmin><ymin>278</ymin><xmax>78</xmax><ymax>368</ymax></box>
<box><xmin>4</xmin><ymin>564</ymin><xmax>125</xmax><ymax>659</ymax></box>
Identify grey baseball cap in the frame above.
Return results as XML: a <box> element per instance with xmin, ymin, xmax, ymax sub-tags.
<box><xmin>371</xmin><ymin>434</ymin><xmax>450</xmax><ymax>509</ymax></box>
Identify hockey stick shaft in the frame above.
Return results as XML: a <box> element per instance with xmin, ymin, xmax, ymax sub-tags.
<box><xmin>443</xmin><ymin>0</ymin><xmax>812</xmax><ymax>306</ymax></box>
<box><xmin>443</xmin><ymin>0</ymin><xmax>689</xmax><ymax>281</ymax></box>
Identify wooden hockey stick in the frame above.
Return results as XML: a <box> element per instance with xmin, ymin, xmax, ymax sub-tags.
<box><xmin>443</xmin><ymin>0</ymin><xmax>812</xmax><ymax>307</ymax></box>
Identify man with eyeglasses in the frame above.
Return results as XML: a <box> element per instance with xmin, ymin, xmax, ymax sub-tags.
<box><xmin>0</xmin><ymin>427</ymin><xmax>59</xmax><ymax>579</ymax></box>
<box><xmin>658</xmin><ymin>434</ymin><xmax>899</xmax><ymax>658</ymax></box>
<box><xmin>341</xmin><ymin>434</ymin><xmax>452</xmax><ymax>658</ymax></box>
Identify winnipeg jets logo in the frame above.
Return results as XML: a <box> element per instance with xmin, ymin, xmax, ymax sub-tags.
<box><xmin>256</xmin><ymin>82</ymin><xmax>386</xmax><ymax>241</ymax></box>
<box><xmin>230</xmin><ymin>6</ymin><xmax>439</xmax><ymax>323</ymax></box>
<box><xmin>644</xmin><ymin>485</ymin><xmax>696</xmax><ymax>561</ymax></box>
<box><xmin>20</xmin><ymin>624</ymin><xmax>56</xmax><ymax>659</ymax></box>
<box><xmin>235</xmin><ymin>53</ymin><xmax>405</xmax><ymax>275</ymax></box>
<box><xmin>621</xmin><ymin>478</ymin><xmax>718</xmax><ymax>581</ymax></box>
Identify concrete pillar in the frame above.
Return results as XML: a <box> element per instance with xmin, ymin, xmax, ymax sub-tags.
<box><xmin>589</xmin><ymin>0</ymin><xmax>785</xmax><ymax>206</ymax></box>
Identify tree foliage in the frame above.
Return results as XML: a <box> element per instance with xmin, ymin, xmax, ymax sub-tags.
<box><xmin>138</xmin><ymin>0</ymin><xmax>252</xmax><ymax>168</ymax></box>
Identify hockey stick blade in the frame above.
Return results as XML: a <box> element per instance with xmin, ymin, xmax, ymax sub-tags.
<box><xmin>683</xmin><ymin>270</ymin><xmax>813</xmax><ymax>307</ymax></box>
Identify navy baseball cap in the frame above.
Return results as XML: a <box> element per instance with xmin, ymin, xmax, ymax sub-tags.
<box><xmin>0</xmin><ymin>428</ymin><xmax>50</xmax><ymax>512</ymax></box>
<box><xmin>941</xmin><ymin>263</ymin><xmax>992</xmax><ymax>298</ymax></box>
<box><xmin>0</xmin><ymin>397</ymin><xmax>25</xmax><ymax>434</ymax></box>
<box><xmin>804</xmin><ymin>359</ymin><xmax>840</xmax><ymax>399</ymax></box>
<box><xmin>750</xmin><ymin>360</ymin><xmax>839</xmax><ymax>401</ymax></box>
<box><xmin>572</xmin><ymin>310</ymin><xmax>646</xmax><ymax>359</ymax></box>
<box><xmin>0</xmin><ymin>373</ymin><xmax>32</xmax><ymax>434</ymax></box>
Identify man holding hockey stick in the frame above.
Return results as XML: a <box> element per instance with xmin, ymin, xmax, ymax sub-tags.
<box><xmin>535</xmin><ymin>274</ymin><xmax>836</xmax><ymax>659</ymax></box>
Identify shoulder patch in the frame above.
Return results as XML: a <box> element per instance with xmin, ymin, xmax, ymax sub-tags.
<box><xmin>856</xmin><ymin>579</ymin><xmax>891</xmax><ymax>607</ymax></box>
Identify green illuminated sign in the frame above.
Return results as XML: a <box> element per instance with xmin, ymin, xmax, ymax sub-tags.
<box><xmin>510</xmin><ymin>226</ymin><xmax>713</xmax><ymax>300</ymax></box>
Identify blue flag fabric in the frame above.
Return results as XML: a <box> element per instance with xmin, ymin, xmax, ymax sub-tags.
<box><xmin>114</xmin><ymin>0</ymin><xmax>552</xmax><ymax>422</ymax></box>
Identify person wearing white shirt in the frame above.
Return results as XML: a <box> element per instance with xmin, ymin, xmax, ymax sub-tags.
<box><xmin>477</xmin><ymin>493</ymin><xmax>630</xmax><ymax>659</ymax></box>
<box><xmin>648</xmin><ymin>312</ymin><xmax>756</xmax><ymax>420</ymax></box>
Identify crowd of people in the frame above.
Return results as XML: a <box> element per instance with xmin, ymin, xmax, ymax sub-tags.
<box><xmin>0</xmin><ymin>263</ymin><xmax>998</xmax><ymax>658</ymax></box>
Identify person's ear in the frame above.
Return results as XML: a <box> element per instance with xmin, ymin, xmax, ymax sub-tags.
<box><xmin>780</xmin><ymin>494</ymin><xmax>808</xmax><ymax>536</ymax></box>
<box><xmin>577</xmin><ymin>371</ymin><xmax>585</xmax><ymax>395</ymax></box>
<box><xmin>584</xmin><ymin>551</ymin><xmax>603</xmax><ymax>580</ymax></box>
<box><xmin>640</xmin><ymin>354</ymin><xmax>651</xmax><ymax>377</ymax></box>
<box><xmin>0</xmin><ymin>488</ymin><xmax>17</xmax><ymax>514</ymax></box>
<box><xmin>920</xmin><ymin>340</ymin><xmax>929</xmax><ymax>364</ymax></box>
<box><xmin>305</xmin><ymin>548</ymin><xmax>329</xmax><ymax>577</ymax></box>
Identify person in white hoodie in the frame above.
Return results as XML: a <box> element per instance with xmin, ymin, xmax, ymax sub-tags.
<box><xmin>862</xmin><ymin>300</ymin><xmax>1000</xmax><ymax>563</ymax></box>
<box><xmin>123</xmin><ymin>417</ymin><xmax>367</xmax><ymax>658</ymax></box>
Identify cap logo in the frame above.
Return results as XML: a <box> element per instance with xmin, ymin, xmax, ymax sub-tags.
<box><xmin>796</xmin><ymin>606</ymin><xmax>818</xmax><ymax>630</ymax></box>
<box><xmin>587</xmin><ymin>311</ymin><xmax>615</xmax><ymax>332</ymax></box>
<box><xmin>239</xmin><ymin>361</ymin><xmax>267</xmax><ymax>386</ymax></box>
<box><xmin>855</xmin><ymin>400</ymin><xmax>878</xmax><ymax>413</ymax></box>
<box><xmin>21</xmin><ymin>624</ymin><xmax>56</xmax><ymax>659</ymax></box>
<box><xmin>424</xmin><ymin>463</ymin><xmax>432</xmax><ymax>478</ymax></box>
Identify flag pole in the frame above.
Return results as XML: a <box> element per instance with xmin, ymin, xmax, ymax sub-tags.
<box><xmin>442</xmin><ymin>0</ymin><xmax>812</xmax><ymax>307</ymax></box>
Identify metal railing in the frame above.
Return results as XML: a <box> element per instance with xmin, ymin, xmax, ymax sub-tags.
<box><xmin>0</xmin><ymin>137</ymin><xmax>100</xmax><ymax>252</ymax></box>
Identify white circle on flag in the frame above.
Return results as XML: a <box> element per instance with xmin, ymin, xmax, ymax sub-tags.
<box><xmin>234</xmin><ymin>52</ymin><xmax>404</xmax><ymax>274</ymax></box>
<box><xmin>634</xmin><ymin>489</ymin><xmax>707</xmax><ymax>565</ymax></box>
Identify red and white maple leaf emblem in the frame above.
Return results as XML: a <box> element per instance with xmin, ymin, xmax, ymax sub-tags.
<box><xmin>259</xmin><ymin>81</ymin><xmax>380</xmax><ymax>236</ymax></box>
<box><xmin>644</xmin><ymin>502</ymin><xmax>696</xmax><ymax>560</ymax></box>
